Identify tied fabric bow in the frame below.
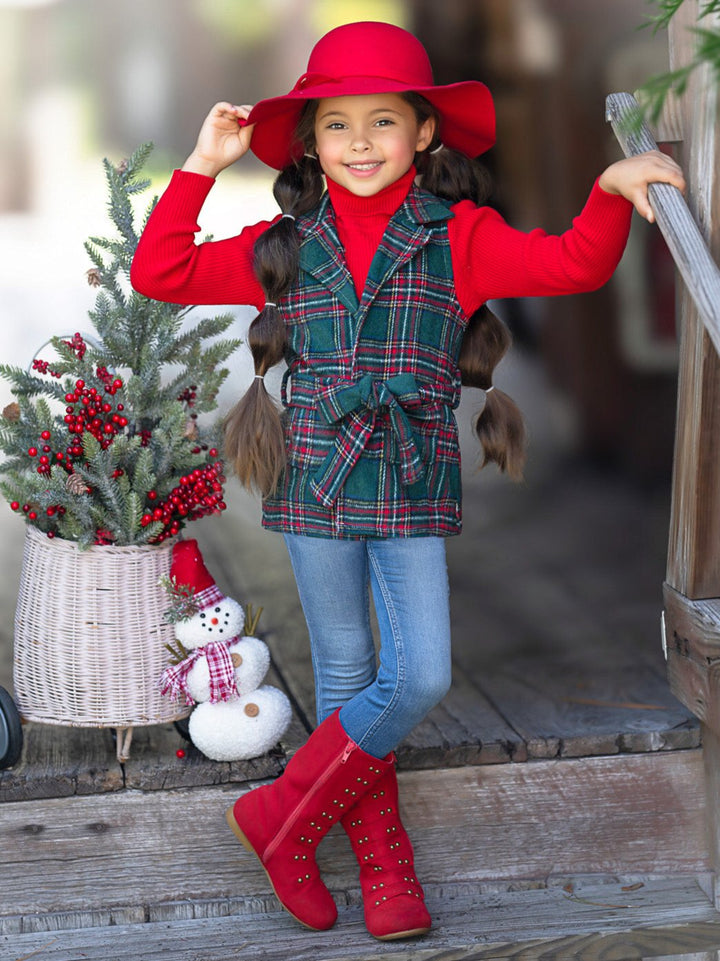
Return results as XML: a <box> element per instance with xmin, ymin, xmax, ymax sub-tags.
<box><xmin>159</xmin><ymin>640</ymin><xmax>239</xmax><ymax>706</ymax></box>
<box><xmin>309</xmin><ymin>373</ymin><xmax>426</xmax><ymax>508</ymax></box>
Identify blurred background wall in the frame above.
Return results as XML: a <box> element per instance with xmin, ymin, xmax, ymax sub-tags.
<box><xmin>0</xmin><ymin>0</ymin><xmax>676</xmax><ymax>482</ymax></box>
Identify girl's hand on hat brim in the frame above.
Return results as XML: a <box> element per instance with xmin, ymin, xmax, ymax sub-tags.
<box><xmin>182</xmin><ymin>102</ymin><xmax>255</xmax><ymax>179</ymax></box>
<box><xmin>598</xmin><ymin>149</ymin><xmax>686</xmax><ymax>223</ymax></box>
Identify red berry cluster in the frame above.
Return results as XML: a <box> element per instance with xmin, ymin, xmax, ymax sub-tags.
<box><xmin>31</xmin><ymin>359</ymin><xmax>61</xmax><ymax>378</ymax></box>
<box><xmin>10</xmin><ymin>500</ymin><xmax>66</xmax><ymax>538</ymax></box>
<box><xmin>26</xmin><ymin>342</ymin><xmax>128</xmax><ymax>478</ymax></box>
<box><xmin>27</xmin><ymin>427</ymin><xmax>67</xmax><ymax>477</ymax></box>
<box><xmin>140</xmin><ymin>451</ymin><xmax>226</xmax><ymax>543</ymax></box>
<box><xmin>64</xmin><ymin>332</ymin><xmax>87</xmax><ymax>360</ymax></box>
<box><xmin>177</xmin><ymin>385</ymin><xmax>198</xmax><ymax>407</ymax></box>
<box><xmin>30</xmin><ymin>333</ymin><xmax>88</xmax><ymax>380</ymax></box>
<box><xmin>63</xmin><ymin>375</ymin><xmax>127</xmax><ymax>453</ymax></box>
<box><xmin>13</xmin><ymin>334</ymin><xmax>229</xmax><ymax>544</ymax></box>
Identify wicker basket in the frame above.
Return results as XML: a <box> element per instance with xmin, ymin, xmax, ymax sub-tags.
<box><xmin>13</xmin><ymin>526</ymin><xmax>189</xmax><ymax>760</ymax></box>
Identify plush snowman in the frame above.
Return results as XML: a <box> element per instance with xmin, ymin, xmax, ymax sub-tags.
<box><xmin>159</xmin><ymin>539</ymin><xmax>292</xmax><ymax>762</ymax></box>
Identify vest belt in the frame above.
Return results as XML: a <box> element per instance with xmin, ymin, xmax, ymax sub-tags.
<box><xmin>285</xmin><ymin>371</ymin><xmax>457</xmax><ymax>508</ymax></box>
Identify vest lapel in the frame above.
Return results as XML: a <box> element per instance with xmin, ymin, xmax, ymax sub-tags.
<box><xmin>296</xmin><ymin>187</ymin><xmax>453</xmax><ymax>339</ymax></box>
<box><xmin>298</xmin><ymin>196</ymin><xmax>359</xmax><ymax>316</ymax></box>
<box><xmin>359</xmin><ymin>187</ymin><xmax>453</xmax><ymax>316</ymax></box>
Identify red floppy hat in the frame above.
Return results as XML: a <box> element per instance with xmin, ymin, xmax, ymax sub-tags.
<box><xmin>242</xmin><ymin>21</ymin><xmax>496</xmax><ymax>170</ymax></box>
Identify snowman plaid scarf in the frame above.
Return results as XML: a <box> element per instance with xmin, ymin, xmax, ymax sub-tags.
<box><xmin>159</xmin><ymin>640</ymin><xmax>239</xmax><ymax>705</ymax></box>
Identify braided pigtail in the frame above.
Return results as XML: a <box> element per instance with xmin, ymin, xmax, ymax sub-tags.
<box><xmin>459</xmin><ymin>305</ymin><xmax>526</xmax><ymax>480</ymax></box>
<box><xmin>224</xmin><ymin>146</ymin><xmax>324</xmax><ymax>496</ymax></box>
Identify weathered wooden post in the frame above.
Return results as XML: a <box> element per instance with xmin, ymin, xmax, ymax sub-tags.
<box><xmin>657</xmin><ymin>0</ymin><xmax>720</xmax><ymax>906</ymax></box>
<box><xmin>608</xmin><ymin>0</ymin><xmax>720</xmax><ymax>907</ymax></box>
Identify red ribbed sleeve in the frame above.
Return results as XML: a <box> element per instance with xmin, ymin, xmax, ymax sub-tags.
<box><xmin>449</xmin><ymin>180</ymin><xmax>634</xmax><ymax>316</ymax></box>
<box><xmin>131</xmin><ymin>170</ymin><xmax>634</xmax><ymax>319</ymax></box>
<box><xmin>130</xmin><ymin>169</ymin><xmax>270</xmax><ymax>309</ymax></box>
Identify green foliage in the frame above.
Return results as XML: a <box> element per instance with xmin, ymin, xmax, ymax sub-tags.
<box><xmin>638</xmin><ymin>0</ymin><xmax>720</xmax><ymax>121</ymax></box>
<box><xmin>0</xmin><ymin>145</ymin><xmax>242</xmax><ymax>548</ymax></box>
<box><xmin>159</xmin><ymin>575</ymin><xmax>201</xmax><ymax>625</ymax></box>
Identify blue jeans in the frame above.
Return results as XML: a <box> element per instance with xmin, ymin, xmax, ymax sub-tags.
<box><xmin>283</xmin><ymin>534</ymin><xmax>452</xmax><ymax>759</ymax></box>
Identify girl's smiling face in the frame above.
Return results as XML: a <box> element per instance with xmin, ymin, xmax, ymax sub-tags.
<box><xmin>313</xmin><ymin>93</ymin><xmax>434</xmax><ymax>196</ymax></box>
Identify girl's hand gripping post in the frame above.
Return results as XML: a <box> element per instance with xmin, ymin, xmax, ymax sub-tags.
<box><xmin>598</xmin><ymin>149</ymin><xmax>686</xmax><ymax>224</ymax></box>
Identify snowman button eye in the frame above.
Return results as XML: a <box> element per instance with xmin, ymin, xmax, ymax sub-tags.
<box><xmin>199</xmin><ymin>613</ymin><xmax>206</xmax><ymax>619</ymax></box>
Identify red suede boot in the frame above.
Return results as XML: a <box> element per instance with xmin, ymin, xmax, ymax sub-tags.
<box><xmin>226</xmin><ymin>710</ymin><xmax>387</xmax><ymax>931</ymax></box>
<box><xmin>342</xmin><ymin>760</ymin><xmax>431</xmax><ymax>940</ymax></box>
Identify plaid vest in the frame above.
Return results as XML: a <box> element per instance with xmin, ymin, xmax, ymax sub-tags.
<box><xmin>262</xmin><ymin>184</ymin><xmax>468</xmax><ymax>539</ymax></box>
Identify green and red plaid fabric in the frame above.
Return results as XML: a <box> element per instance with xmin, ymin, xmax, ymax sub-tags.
<box><xmin>159</xmin><ymin>640</ymin><xmax>239</xmax><ymax>705</ymax></box>
<box><xmin>262</xmin><ymin>186</ymin><xmax>467</xmax><ymax>539</ymax></box>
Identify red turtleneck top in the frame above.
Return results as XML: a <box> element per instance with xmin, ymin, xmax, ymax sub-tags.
<box><xmin>130</xmin><ymin>165</ymin><xmax>633</xmax><ymax>316</ymax></box>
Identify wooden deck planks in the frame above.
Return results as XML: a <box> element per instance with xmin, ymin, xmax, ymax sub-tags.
<box><xmin>0</xmin><ymin>752</ymin><xmax>709</xmax><ymax>936</ymax></box>
<box><xmin>193</xmin><ymin>485</ymin><xmax>699</xmax><ymax>768</ymax></box>
<box><xmin>0</xmin><ymin>478</ymin><xmax>699</xmax><ymax>802</ymax></box>
<box><xmin>0</xmin><ymin>723</ymin><xmax>123</xmax><ymax>802</ymax></box>
<box><xmin>3</xmin><ymin>877</ymin><xmax>720</xmax><ymax>961</ymax></box>
<box><xmin>463</xmin><ymin>656</ymin><xmax>701</xmax><ymax>760</ymax></box>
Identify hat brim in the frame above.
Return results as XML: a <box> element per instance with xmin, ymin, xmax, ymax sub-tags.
<box><xmin>243</xmin><ymin>78</ymin><xmax>495</xmax><ymax>170</ymax></box>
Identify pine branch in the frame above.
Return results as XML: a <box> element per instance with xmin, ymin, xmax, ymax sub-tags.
<box><xmin>636</xmin><ymin>1</ymin><xmax>720</xmax><ymax>124</ymax></box>
<box><xmin>644</xmin><ymin>0</ymin><xmax>685</xmax><ymax>33</ymax></box>
<box><xmin>701</xmin><ymin>1</ymin><xmax>720</xmax><ymax>18</ymax></box>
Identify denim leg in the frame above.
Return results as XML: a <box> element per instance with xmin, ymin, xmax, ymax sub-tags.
<box><xmin>283</xmin><ymin>534</ymin><xmax>377</xmax><ymax>724</ymax></box>
<box><xmin>341</xmin><ymin>537</ymin><xmax>452</xmax><ymax>758</ymax></box>
<box><xmin>284</xmin><ymin>533</ymin><xmax>452</xmax><ymax>760</ymax></box>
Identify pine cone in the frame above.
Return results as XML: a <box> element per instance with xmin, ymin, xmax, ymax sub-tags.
<box><xmin>183</xmin><ymin>419</ymin><xmax>199</xmax><ymax>440</ymax></box>
<box><xmin>86</xmin><ymin>268</ymin><xmax>102</xmax><ymax>287</ymax></box>
<box><xmin>2</xmin><ymin>402</ymin><xmax>20</xmax><ymax>422</ymax></box>
<box><xmin>66</xmin><ymin>472</ymin><xmax>89</xmax><ymax>495</ymax></box>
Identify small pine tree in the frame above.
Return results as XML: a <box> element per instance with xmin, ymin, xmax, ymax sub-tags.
<box><xmin>0</xmin><ymin>144</ymin><xmax>241</xmax><ymax>548</ymax></box>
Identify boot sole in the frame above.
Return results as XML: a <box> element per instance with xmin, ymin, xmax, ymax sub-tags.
<box><xmin>225</xmin><ymin>805</ymin><xmax>334</xmax><ymax>932</ymax></box>
<box><xmin>374</xmin><ymin>926</ymin><xmax>432</xmax><ymax>941</ymax></box>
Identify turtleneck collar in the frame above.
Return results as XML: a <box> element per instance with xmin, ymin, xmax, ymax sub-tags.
<box><xmin>325</xmin><ymin>166</ymin><xmax>416</xmax><ymax>218</ymax></box>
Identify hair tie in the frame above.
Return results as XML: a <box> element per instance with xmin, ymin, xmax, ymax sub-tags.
<box><xmin>254</xmin><ymin>374</ymin><xmax>265</xmax><ymax>380</ymax></box>
<box><xmin>281</xmin><ymin>213</ymin><xmax>296</xmax><ymax>221</ymax></box>
<box><xmin>430</xmin><ymin>143</ymin><xmax>444</xmax><ymax>155</ymax></box>
<box><xmin>264</xmin><ymin>301</ymin><xmax>277</xmax><ymax>308</ymax></box>
<box><xmin>485</xmin><ymin>385</ymin><xmax>495</xmax><ymax>394</ymax></box>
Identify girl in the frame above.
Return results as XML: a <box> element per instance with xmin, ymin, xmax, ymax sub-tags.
<box><xmin>131</xmin><ymin>21</ymin><xmax>685</xmax><ymax>942</ymax></box>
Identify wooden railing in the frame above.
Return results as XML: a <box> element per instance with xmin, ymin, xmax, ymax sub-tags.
<box><xmin>608</xmin><ymin>86</ymin><xmax>720</xmax><ymax>905</ymax></box>
<box><xmin>607</xmin><ymin>88</ymin><xmax>720</xmax><ymax>713</ymax></box>
<box><xmin>606</xmin><ymin>92</ymin><xmax>720</xmax><ymax>356</ymax></box>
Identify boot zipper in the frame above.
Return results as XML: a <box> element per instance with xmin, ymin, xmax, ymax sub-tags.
<box><xmin>263</xmin><ymin>739</ymin><xmax>356</xmax><ymax>862</ymax></box>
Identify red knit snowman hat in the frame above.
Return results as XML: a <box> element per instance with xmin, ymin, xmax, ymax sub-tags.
<box><xmin>170</xmin><ymin>539</ymin><xmax>224</xmax><ymax>611</ymax></box>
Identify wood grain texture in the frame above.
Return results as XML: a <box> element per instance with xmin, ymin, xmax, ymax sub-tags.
<box><xmin>0</xmin><ymin>752</ymin><xmax>708</xmax><ymax>935</ymax></box>
<box><xmin>466</xmin><ymin>656</ymin><xmax>697</xmax><ymax>760</ymax></box>
<box><xmin>667</xmin><ymin>2</ymin><xmax>720</xmax><ymax>599</ymax></box>
<box><xmin>2</xmin><ymin>877</ymin><xmax>720</xmax><ymax>961</ymax></box>
<box><xmin>663</xmin><ymin>582</ymin><xmax>720</xmax><ymax>732</ymax></box>
<box><xmin>608</xmin><ymin>85</ymin><xmax>720</xmax><ymax>598</ymax></box>
<box><xmin>0</xmin><ymin>723</ymin><xmax>123</xmax><ymax>802</ymax></box>
<box><xmin>702</xmin><ymin>724</ymin><xmax>720</xmax><ymax>912</ymax></box>
<box><xmin>606</xmin><ymin>92</ymin><xmax>720</xmax><ymax>360</ymax></box>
